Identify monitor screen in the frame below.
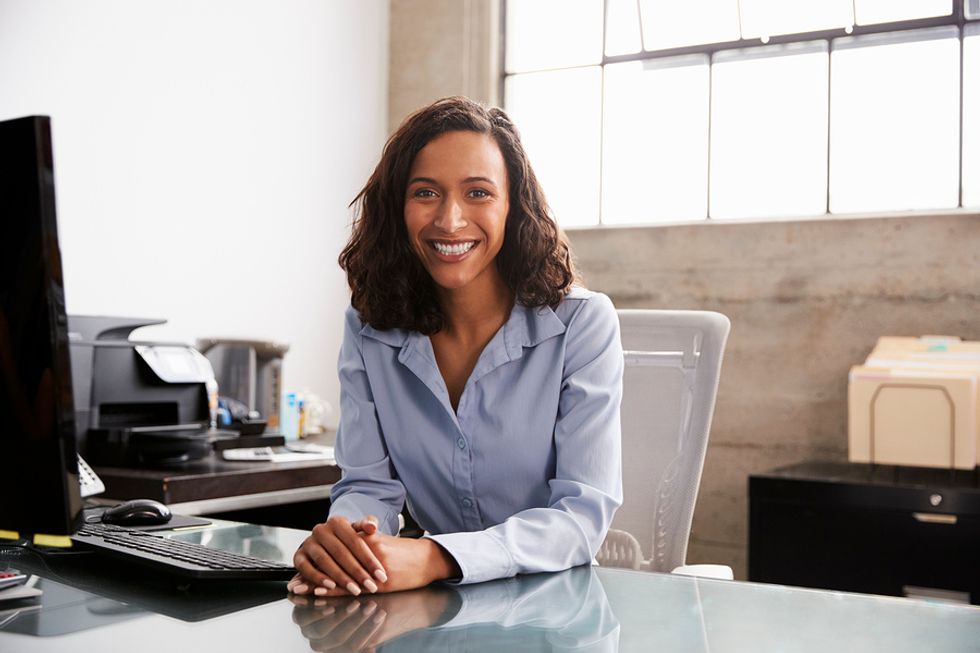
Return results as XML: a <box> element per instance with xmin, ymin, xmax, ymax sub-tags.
<box><xmin>0</xmin><ymin>115</ymin><xmax>82</xmax><ymax>537</ymax></box>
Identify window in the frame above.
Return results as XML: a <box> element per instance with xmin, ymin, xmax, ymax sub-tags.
<box><xmin>503</xmin><ymin>1</ymin><xmax>979</xmax><ymax>227</ymax></box>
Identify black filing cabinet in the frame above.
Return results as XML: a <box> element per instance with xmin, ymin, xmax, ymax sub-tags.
<box><xmin>749</xmin><ymin>462</ymin><xmax>980</xmax><ymax>604</ymax></box>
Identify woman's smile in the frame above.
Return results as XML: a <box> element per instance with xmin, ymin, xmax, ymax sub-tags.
<box><xmin>430</xmin><ymin>239</ymin><xmax>479</xmax><ymax>260</ymax></box>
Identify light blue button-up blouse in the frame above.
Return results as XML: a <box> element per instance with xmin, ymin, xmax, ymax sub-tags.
<box><xmin>329</xmin><ymin>286</ymin><xmax>624</xmax><ymax>584</ymax></box>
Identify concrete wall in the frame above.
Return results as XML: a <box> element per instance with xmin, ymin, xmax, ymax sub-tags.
<box><xmin>388</xmin><ymin>2</ymin><xmax>980</xmax><ymax>579</ymax></box>
<box><xmin>568</xmin><ymin>213</ymin><xmax>980</xmax><ymax>577</ymax></box>
<box><xmin>388</xmin><ymin>0</ymin><xmax>499</xmax><ymax>132</ymax></box>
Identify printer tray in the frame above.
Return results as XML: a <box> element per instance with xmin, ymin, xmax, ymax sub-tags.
<box><xmin>86</xmin><ymin>425</ymin><xmax>230</xmax><ymax>466</ymax></box>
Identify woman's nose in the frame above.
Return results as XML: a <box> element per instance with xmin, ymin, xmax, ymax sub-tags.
<box><xmin>434</xmin><ymin>197</ymin><xmax>466</xmax><ymax>232</ymax></box>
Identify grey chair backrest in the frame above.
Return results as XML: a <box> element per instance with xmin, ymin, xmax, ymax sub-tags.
<box><xmin>611</xmin><ymin>309</ymin><xmax>730</xmax><ymax>572</ymax></box>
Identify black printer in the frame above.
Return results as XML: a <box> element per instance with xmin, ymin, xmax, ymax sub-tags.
<box><xmin>68</xmin><ymin>315</ymin><xmax>233</xmax><ymax>465</ymax></box>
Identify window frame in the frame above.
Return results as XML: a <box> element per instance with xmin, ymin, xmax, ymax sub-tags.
<box><xmin>500</xmin><ymin>0</ymin><xmax>976</xmax><ymax>226</ymax></box>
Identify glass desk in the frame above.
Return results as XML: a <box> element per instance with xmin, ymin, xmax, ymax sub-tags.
<box><xmin>1</xmin><ymin>521</ymin><xmax>978</xmax><ymax>652</ymax></box>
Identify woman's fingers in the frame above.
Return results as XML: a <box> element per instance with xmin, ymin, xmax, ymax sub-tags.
<box><xmin>292</xmin><ymin>517</ymin><xmax>388</xmax><ymax>595</ymax></box>
<box><xmin>352</xmin><ymin>515</ymin><xmax>380</xmax><ymax>536</ymax></box>
<box><xmin>330</xmin><ymin>519</ymin><xmax>387</xmax><ymax>585</ymax></box>
<box><xmin>295</xmin><ymin>546</ymin><xmax>357</xmax><ymax>595</ymax></box>
<box><xmin>317</xmin><ymin>531</ymin><xmax>377</xmax><ymax>594</ymax></box>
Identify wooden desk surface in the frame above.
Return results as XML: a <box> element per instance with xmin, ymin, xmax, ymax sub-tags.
<box><xmin>94</xmin><ymin>456</ymin><xmax>341</xmax><ymax>503</ymax></box>
<box><xmin>92</xmin><ymin>433</ymin><xmax>341</xmax><ymax>504</ymax></box>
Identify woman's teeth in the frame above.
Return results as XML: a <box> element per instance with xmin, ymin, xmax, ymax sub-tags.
<box><xmin>433</xmin><ymin>241</ymin><xmax>476</xmax><ymax>256</ymax></box>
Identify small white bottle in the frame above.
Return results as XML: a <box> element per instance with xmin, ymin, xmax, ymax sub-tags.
<box><xmin>280</xmin><ymin>391</ymin><xmax>300</xmax><ymax>440</ymax></box>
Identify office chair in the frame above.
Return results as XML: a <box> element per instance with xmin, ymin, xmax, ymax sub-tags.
<box><xmin>597</xmin><ymin>309</ymin><xmax>732</xmax><ymax>579</ymax></box>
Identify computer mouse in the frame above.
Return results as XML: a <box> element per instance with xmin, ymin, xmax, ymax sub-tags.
<box><xmin>101</xmin><ymin>499</ymin><xmax>173</xmax><ymax>526</ymax></box>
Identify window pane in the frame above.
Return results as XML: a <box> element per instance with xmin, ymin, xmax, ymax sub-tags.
<box><xmin>969</xmin><ymin>0</ymin><xmax>980</xmax><ymax>20</ymax></box>
<box><xmin>605</xmin><ymin>0</ymin><xmax>642</xmax><ymax>56</ymax></box>
<box><xmin>963</xmin><ymin>26</ymin><xmax>980</xmax><ymax>207</ymax></box>
<box><xmin>505</xmin><ymin>0</ymin><xmax>603</xmax><ymax>73</ymax></box>
<box><xmin>710</xmin><ymin>43</ymin><xmax>829</xmax><ymax>220</ymax></box>
<box><xmin>830</xmin><ymin>29</ymin><xmax>959</xmax><ymax>213</ymax></box>
<box><xmin>854</xmin><ymin>0</ymin><xmax>952</xmax><ymax>25</ymax></box>
<box><xmin>505</xmin><ymin>68</ymin><xmax>602</xmax><ymax>227</ymax></box>
<box><xmin>602</xmin><ymin>58</ymin><xmax>709</xmax><ymax>224</ymax></box>
<box><xmin>739</xmin><ymin>0</ymin><xmax>853</xmax><ymax>39</ymax></box>
<box><xmin>639</xmin><ymin>0</ymin><xmax>740</xmax><ymax>51</ymax></box>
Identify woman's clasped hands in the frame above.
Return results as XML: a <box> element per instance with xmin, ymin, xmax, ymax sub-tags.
<box><xmin>290</xmin><ymin>515</ymin><xmax>460</xmax><ymax>596</ymax></box>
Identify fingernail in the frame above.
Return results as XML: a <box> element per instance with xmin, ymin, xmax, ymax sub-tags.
<box><xmin>363</xmin><ymin>578</ymin><xmax>378</xmax><ymax>593</ymax></box>
<box><xmin>346</xmin><ymin>582</ymin><xmax>361</xmax><ymax>596</ymax></box>
<box><xmin>374</xmin><ymin>569</ymin><xmax>388</xmax><ymax>583</ymax></box>
<box><xmin>322</xmin><ymin>578</ymin><xmax>336</xmax><ymax>590</ymax></box>
<box><xmin>314</xmin><ymin>587</ymin><xmax>328</xmax><ymax>596</ymax></box>
<box><xmin>294</xmin><ymin>583</ymin><xmax>309</xmax><ymax>594</ymax></box>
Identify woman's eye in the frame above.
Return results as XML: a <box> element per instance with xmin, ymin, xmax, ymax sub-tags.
<box><xmin>413</xmin><ymin>189</ymin><xmax>437</xmax><ymax>198</ymax></box>
<box><xmin>468</xmin><ymin>189</ymin><xmax>490</xmax><ymax>199</ymax></box>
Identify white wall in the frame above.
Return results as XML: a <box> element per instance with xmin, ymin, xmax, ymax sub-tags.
<box><xmin>0</xmin><ymin>0</ymin><xmax>390</xmax><ymax>427</ymax></box>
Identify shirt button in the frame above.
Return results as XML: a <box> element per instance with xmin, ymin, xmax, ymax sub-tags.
<box><xmin>457</xmin><ymin>438</ymin><xmax>466</xmax><ymax>449</ymax></box>
<box><xmin>462</xmin><ymin>498</ymin><xmax>473</xmax><ymax>508</ymax></box>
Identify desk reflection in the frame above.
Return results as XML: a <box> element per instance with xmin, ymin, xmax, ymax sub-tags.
<box><xmin>289</xmin><ymin>566</ymin><xmax>619</xmax><ymax>652</ymax></box>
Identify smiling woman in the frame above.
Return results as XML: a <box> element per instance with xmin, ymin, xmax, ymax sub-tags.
<box><xmin>289</xmin><ymin>96</ymin><xmax>624</xmax><ymax>597</ymax></box>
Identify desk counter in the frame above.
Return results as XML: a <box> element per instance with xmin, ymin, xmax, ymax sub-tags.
<box><xmin>1</xmin><ymin>521</ymin><xmax>978</xmax><ymax>652</ymax></box>
<box><xmin>93</xmin><ymin>456</ymin><xmax>340</xmax><ymax>515</ymax></box>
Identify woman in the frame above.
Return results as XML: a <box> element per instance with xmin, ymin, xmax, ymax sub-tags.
<box><xmin>290</xmin><ymin>97</ymin><xmax>623</xmax><ymax>596</ymax></box>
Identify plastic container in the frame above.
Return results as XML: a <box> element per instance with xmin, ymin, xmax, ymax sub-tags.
<box><xmin>280</xmin><ymin>392</ymin><xmax>300</xmax><ymax>441</ymax></box>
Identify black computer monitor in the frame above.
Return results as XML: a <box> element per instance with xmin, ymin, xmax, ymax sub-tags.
<box><xmin>0</xmin><ymin>115</ymin><xmax>82</xmax><ymax>537</ymax></box>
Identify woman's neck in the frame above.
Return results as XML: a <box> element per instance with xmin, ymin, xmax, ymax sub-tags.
<box><xmin>436</xmin><ymin>270</ymin><xmax>514</xmax><ymax>341</ymax></box>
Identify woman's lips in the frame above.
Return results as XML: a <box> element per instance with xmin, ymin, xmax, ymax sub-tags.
<box><xmin>429</xmin><ymin>239</ymin><xmax>478</xmax><ymax>262</ymax></box>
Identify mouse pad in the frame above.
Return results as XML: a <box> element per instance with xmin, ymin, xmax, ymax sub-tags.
<box><xmin>82</xmin><ymin>508</ymin><xmax>212</xmax><ymax>532</ymax></box>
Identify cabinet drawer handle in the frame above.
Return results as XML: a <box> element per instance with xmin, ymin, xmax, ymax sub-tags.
<box><xmin>912</xmin><ymin>512</ymin><xmax>957</xmax><ymax>525</ymax></box>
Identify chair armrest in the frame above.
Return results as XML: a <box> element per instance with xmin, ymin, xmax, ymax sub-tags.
<box><xmin>597</xmin><ymin>528</ymin><xmax>644</xmax><ymax>570</ymax></box>
<box><xmin>670</xmin><ymin>564</ymin><xmax>734</xmax><ymax>580</ymax></box>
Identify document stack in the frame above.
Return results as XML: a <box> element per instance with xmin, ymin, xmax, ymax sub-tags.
<box><xmin>848</xmin><ymin>336</ymin><xmax>980</xmax><ymax>470</ymax></box>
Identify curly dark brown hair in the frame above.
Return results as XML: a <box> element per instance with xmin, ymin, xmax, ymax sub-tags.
<box><xmin>339</xmin><ymin>96</ymin><xmax>577</xmax><ymax>334</ymax></box>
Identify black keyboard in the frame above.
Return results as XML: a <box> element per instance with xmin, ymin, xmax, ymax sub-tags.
<box><xmin>71</xmin><ymin>523</ymin><xmax>296</xmax><ymax>581</ymax></box>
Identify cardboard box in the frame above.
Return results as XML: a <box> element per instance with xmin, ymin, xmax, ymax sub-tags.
<box><xmin>848</xmin><ymin>366</ymin><xmax>978</xmax><ymax>469</ymax></box>
<box><xmin>848</xmin><ymin>337</ymin><xmax>980</xmax><ymax>469</ymax></box>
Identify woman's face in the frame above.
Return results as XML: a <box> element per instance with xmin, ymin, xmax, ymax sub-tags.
<box><xmin>404</xmin><ymin>130</ymin><xmax>510</xmax><ymax>294</ymax></box>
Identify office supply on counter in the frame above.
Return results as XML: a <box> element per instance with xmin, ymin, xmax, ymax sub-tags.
<box><xmin>0</xmin><ymin>571</ymin><xmax>28</xmax><ymax>592</ymax></box>
<box><xmin>197</xmin><ymin>338</ymin><xmax>289</xmax><ymax>431</ymax></box>
<box><xmin>100</xmin><ymin>499</ymin><xmax>173</xmax><ymax>526</ymax></box>
<box><xmin>70</xmin><ymin>523</ymin><xmax>295</xmax><ymax>581</ymax></box>
<box><xmin>849</xmin><ymin>335</ymin><xmax>980</xmax><ymax>469</ymax></box>
<box><xmin>221</xmin><ymin>445</ymin><xmax>334</xmax><ymax>463</ymax></box>
<box><xmin>82</xmin><ymin>508</ymin><xmax>210</xmax><ymax>532</ymax></box>
<box><xmin>68</xmin><ymin>315</ymin><xmax>244</xmax><ymax>466</ymax></box>
<box><xmin>0</xmin><ymin>115</ymin><xmax>83</xmax><ymax>538</ymax></box>
<box><xmin>0</xmin><ymin>575</ymin><xmax>41</xmax><ymax>604</ymax></box>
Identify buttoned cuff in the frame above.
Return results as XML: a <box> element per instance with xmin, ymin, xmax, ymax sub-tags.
<box><xmin>328</xmin><ymin>494</ymin><xmax>400</xmax><ymax>535</ymax></box>
<box><xmin>425</xmin><ymin>530</ymin><xmax>516</xmax><ymax>585</ymax></box>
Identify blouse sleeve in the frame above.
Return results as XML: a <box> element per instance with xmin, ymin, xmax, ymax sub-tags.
<box><xmin>327</xmin><ymin>306</ymin><xmax>407</xmax><ymax>536</ymax></box>
<box><xmin>427</xmin><ymin>293</ymin><xmax>624</xmax><ymax>584</ymax></box>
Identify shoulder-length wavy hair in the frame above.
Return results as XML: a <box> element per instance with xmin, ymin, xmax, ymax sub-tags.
<box><xmin>338</xmin><ymin>96</ymin><xmax>576</xmax><ymax>334</ymax></box>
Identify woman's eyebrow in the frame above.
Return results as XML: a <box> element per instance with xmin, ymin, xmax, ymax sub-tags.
<box><xmin>408</xmin><ymin>176</ymin><xmax>498</xmax><ymax>186</ymax></box>
<box><xmin>463</xmin><ymin>176</ymin><xmax>497</xmax><ymax>186</ymax></box>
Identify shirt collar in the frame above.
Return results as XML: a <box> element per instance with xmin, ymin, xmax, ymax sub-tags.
<box><xmin>359</xmin><ymin>301</ymin><xmax>567</xmax><ymax>353</ymax></box>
